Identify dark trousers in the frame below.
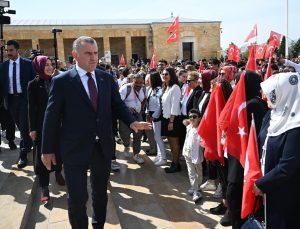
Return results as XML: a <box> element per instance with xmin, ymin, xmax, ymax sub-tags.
<box><xmin>34</xmin><ymin>140</ymin><xmax>62</xmax><ymax>188</ymax></box>
<box><xmin>8</xmin><ymin>95</ymin><xmax>31</xmax><ymax>159</ymax></box>
<box><xmin>64</xmin><ymin>143</ymin><xmax>111</xmax><ymax>229</ymax></box>
<box><xmin>226</xmin><ymin>182</ymin><xmax>246</xmax><ymax>229</ymax></box>
<box><xmin>0</xmin><ymin>107</ymin><xmax>15</xmax><ymax>143</ymax></box>
<box><xmin>214</xmin><ymin>159</ymin><xmax>228</xmax><ymax>199</ymax></box>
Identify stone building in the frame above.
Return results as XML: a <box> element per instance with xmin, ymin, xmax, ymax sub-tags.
<box><xmin>3</xmin><ymin>17</ymin><xmax>221</xmax><ymax>65</ymax></box>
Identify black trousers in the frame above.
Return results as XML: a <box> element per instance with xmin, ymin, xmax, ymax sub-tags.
<box><xmin>34</xmin><ymin>140</ymin><xmax>62</xmax><ymax>188</ymax></box>
<box><xmin>226</xmin><ymin>182</ymin><xmax>246</xmax><ymax>229</ymax></box>
<box><xmin>8</xmin><ymin>95</ymin><xmax>32</xmax><ymax>159</ymax></box>
<box><xmin>0</xmin><ymin>107</ymin><xmax>15</xmax><ymax>143</ymax></box>
<box><xmin>64</xmin><ymin>142</ymin><xmax>111</xmax><ymax>229</ymax></box>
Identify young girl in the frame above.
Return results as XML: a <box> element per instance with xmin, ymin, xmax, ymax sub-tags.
<box><xmin>182</xmin><ymin>109</ymin><xmax>204</xmax><ymax>202</ymax></box>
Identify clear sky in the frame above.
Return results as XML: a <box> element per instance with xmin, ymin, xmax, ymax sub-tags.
<box><xmin>6</xmin><ymin>0</ymin><xmax>300</xmax><ymax>49</ymax></box>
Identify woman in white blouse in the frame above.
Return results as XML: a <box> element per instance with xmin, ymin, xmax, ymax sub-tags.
<box><xmin>161</xmin><ymin>67</ymin><xmax>182</xmax><ymax>173</ymax></box>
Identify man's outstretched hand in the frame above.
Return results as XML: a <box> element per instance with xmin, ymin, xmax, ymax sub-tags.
<box><xmin>130</xmin><ymin>121</ymin><xmax>152</xmax><ymax>133</ymax></box>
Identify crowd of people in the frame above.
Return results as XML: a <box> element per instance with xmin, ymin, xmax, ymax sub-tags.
<box><xmin>0</xmin><ymin>37</ymin><xmax>300</xmax><ymax>229</ymax></box>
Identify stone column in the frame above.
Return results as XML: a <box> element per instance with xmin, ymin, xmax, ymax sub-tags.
<box><xmin>31</xmin><ymin>38</ymin><xmax>39</xmax><ymax>50</ymax></box>
<box><xmin>103</xmin><ymin>36</ymin><xmax>110</xmax><ymax>52</ymax></box>
<box><xmin>57</xmin><ymin>35</ymin><xmax>65</xmax><ymax>64</ymax></box>
<box><xmin>125</xmin><ymin>36</ymin><xmax>132</xmax><ymax>65</ymax></box>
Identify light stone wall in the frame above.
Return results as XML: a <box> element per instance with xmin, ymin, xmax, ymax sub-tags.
<box><xmin>3</xmin><ymin>22</ymin><xmax>220</xmax><ymax>64</ymax></box>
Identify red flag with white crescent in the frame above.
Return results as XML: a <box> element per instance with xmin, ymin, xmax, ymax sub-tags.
<box><xmin>149</xmin><ymin>48</ymin><xmax>157</xmax><ymax>69</ymax></box>
<box><xmin>255</xmin><ymin>44</ymin><xmax>266</xmax><ymax>60</ymax></box>
<box><xmin>234</xmin><ymin>45</ymin><xmax>241</xmax><ymax>63</ymax></box>
<box><xmin>246</xmin><ymin>45</ymin><xmax>257</xmax><ymax>71</ymax></box>
<box><xmin>166</xmin><ymin>30</ymin><xmax>179</xmax><ymax>43</ymax></box>
<box><xmin>269</xmin><ymin>31</ymin><xmax>282</xmax><ymax>48</ymax></box>
<box><xmin>120</xmin><ymin>54</ymin><xmax>126</xmax><ymax>66</ymax></box>
<box><xmin>241</xmin><ymin>116</ymin><xmax>262</xmax><ymax>218</ymax></box>
<box><xmin>167</xmin><ymin>16</ymin><xmax>179</xmax><ymax>33</ymax></box>
<box><xmin>244</xmin><ymin>24</ymin><xmax>258</xmax><ymax>42</ymax></box>
<box><xmin>228</xmin><ymin>44</ymin><xmax>235</xmax><ymax>61</ymax></box>
<box><xmin>265</xmin><ymin>40</ymin><xmax>276</xmax><ymax>59</ymax></box>
<box><xmin>198</xmin><ymin>84</ymin><xmax>226</xmax><ymax>165</ymax></box>
<box><xmin>218</xmin><ymin>71</ymin><xmax>248</xmax><ymax>167</ymax></box>
<box><xmin>264</xmin><ymin>55</ymin><xmax>273</xmax><ymax>81</ymax></box>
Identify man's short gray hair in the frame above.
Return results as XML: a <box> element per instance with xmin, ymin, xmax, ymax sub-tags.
<box><xmin>72</xmin><ymin>36</ymin><xmax>97</xmax><ymax>52</ymax></box>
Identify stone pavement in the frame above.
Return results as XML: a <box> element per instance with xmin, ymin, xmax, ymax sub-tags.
<box><xmin>0</xmin><ymin>135</ymin><xmax>227</xmax><ymax>229</ymax></box>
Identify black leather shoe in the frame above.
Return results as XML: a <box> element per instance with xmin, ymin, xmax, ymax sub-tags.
<box><xmin>210</xmin><ymin>203</ymin><xmax>227</xmax><ymax>215</ymax></box>
<box><xmin>220</xmin><ymin>209</ymin><xmax>232</xmax><ymax>226</ymax></box>
<box><xmin>9</xmin><ymin>141</ymin><xmax>17</xmax><ymax>150</ymax></box>
<box><xmin>164</xmin><ymin>162</ymin><xmax>181</xmax><ymax>173</ymax></box>
<box><xmin>17</xmin><ymin>158</ymin><xmax>27</xmax><ymax>169</ymax></box>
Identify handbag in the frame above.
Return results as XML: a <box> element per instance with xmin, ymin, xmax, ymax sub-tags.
<box><xmin>241</xmin><ymin>197</ymin><xmax>265</xmax><ymax>229</ymax></box>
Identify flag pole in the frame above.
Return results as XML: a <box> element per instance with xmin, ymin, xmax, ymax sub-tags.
<box><xmin>285</xmin><ymin>0</ymin><xmax>289</xmax><ymax>58</ymax></box>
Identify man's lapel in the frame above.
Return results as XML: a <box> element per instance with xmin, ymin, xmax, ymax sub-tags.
<box><xmin>95</xmin><ymin>70</ymin><xmax>104</xmax><ymax>114</ymax></box>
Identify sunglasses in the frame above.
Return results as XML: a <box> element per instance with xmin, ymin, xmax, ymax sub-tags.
<box><xmin>189</xmin><ymin>114</ymin><xmax>199</xmax><ymax>119</ymax></box>
<box><xmin>187</xmin><ymin>79</ymin><xmax>196</xmax><ymax>83</ymax></box>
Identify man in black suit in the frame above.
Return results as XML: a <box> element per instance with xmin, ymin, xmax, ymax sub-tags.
<box><xmin>41</xmin><ymin>36</ymin><xmax>150</xmax><ymax>229</ymax></box>
<box><xmin>0</xmin><ymin>40</ymin><xmax>35</xmax><ymax>167</ymax></box>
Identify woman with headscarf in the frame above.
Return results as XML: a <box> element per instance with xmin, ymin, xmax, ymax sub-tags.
<box><xmin>226</xmin><ymin>71</ymin><xmax>268</xmax><ymax>229</ymax></box>
<box><xmin>254</xmin><ymin>72</ymin><xmax>300</xmax><ymax>229</ymax></box>
<box><xmin>28</xmin><ymin>56</ymin><xmax>65</xmax><ymax>202</ymax></box>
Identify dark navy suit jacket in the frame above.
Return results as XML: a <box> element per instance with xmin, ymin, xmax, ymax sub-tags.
<box><xmin>0</xmin><ymin>57</ymin><xmax>35</xmax><ymax>109</ymax></box>
<box><xmin>41</xmin><ymin>68</ymin><xmax>135</xmax><ymax>165</ymax></box>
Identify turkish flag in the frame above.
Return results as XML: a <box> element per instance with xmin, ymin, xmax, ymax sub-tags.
<box><xmin>219</xmin><ymin>71</ymin><xmax>248</xmax><ymax>167</ymax></box>
<box><xmin>228</xmin><ymin>44</ymin><xmax>235</xmax><ymax>61</ymax></box>
<box><xmin>246</xmin><ymin>45</ymin><xmax>257</xmax><ymax>71</ymax></box>
<box><xmin>167</xmin><ymin>16</ymin><xmax>179</xmax><ymax>33</ymax></box>
<box><xmin>265</xmin><ymin>39</ymin><xmax>276</xmax><ymax>59</ymax></box>
<box><xmin>198</xmin><ymin>84</ymin><xmax>226</xmax><ymax>164</ymax></box>
<box><xmin>264</xmin><ymin>55</ymin><xmax>273</xmax><ymax>81</ymax></box>
<box><xmin>269</xmin><ymin>31</ymin><xmax>281</xmax><ymax>48</ymax></box>
<box><xmin>120</xmin><ymin>54</ymin><xmax>126</xmax><ymax>66</ymax></box>
<box><xmin>166</xmin><ymin>30</ymin><xmax>179</xmax><ymax>43</ymax></box>
<box><xmin>234</xmin><ymin>45</ymin><xmax>241</xmax><ymax>63</ymax></box>
<box><xmin>255</xmin><ymin>44</ymin><xmax>266</xmax><ymax>60</ymax></box>
<box><xmin>244</xmin><ymin>24</ymin><xmax>257</xmax><ymax>42</ymax></box>
<box><xmin>241</xmin><ymin>117</ymin><xmax>262</xmax><ymax>219</ymax></box>
<box><xmin>149</xmin><ymin>48</ymin><xmax>157</xmax><ymax>69</ymax></box>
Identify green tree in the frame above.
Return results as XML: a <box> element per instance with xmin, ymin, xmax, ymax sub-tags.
<box><xmin>291</xmin><ymin>38</ymin><xmax>300</xmax><ymax>58</ymax></box>
<box><xmin>277</xmin><ymin>36</ymin><xmax>286</xmax><ymax>57</ymax></box>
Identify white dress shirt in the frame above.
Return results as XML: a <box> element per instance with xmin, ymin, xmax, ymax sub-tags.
<box><xmin>161</xmin><ymin>84</ymin><xmax>181</xmax><ymax>118</ymax></box>
<box><xmin>146</xmin><ymin>86</ymin><xmax>162</xmax><ymax>119</ymax></box>
<box><xmin>8</xmin><ymin>57</ymin><xmax>22</xmax><ymax>94</ymax></box>
<box><xmin>76</xmin><ymin>65</ymin><xmax>98</xmax><ymax>98</ymax></box>
<box><xmin>181</xmin><ymin>89</ymin><xmax>193</xmax><ymax>116</ymax></box>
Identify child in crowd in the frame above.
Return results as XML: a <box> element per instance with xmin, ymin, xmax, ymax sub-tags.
<box><xmin>182</xmin><ymin>109</ymin><xmax>204</xmax><ymax>203</ymax></box>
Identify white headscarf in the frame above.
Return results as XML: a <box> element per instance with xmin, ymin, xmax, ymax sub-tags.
<box><xmin>261</xmin><ymin>72</ymin><xmax>300</xmax><ymax>136</ymax></box>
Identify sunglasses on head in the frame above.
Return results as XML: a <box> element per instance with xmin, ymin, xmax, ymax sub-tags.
<box><xmin>189</xmin><ymin>114</ymin><xmax>199</xmax><ymax>119</ymax></box>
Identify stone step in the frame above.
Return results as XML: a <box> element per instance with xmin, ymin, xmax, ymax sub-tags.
<box><xmin>0</xmin><ymin>140</ymin><xmax>36</xmax><ymax>229</ymax></box>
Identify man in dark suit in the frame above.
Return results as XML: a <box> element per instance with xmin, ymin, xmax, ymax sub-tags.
<box><xmin>0</xmin><ymin>40</ymin><xmax>35</xmax><ymax>167</ymax></box>
<box><xmin>41</xmin><ymin>36</ymin><xmax>150</xmax><ymax>229</ymax></box>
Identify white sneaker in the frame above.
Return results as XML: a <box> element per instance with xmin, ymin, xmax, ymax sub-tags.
<box><xmin>133</xmin><ymin>154</ymin><xmax>144</xmax><ymax>164</ymax></box>
<box><xmin>154</xmin><ymin>159</ymin><xmax>167</xmax><ymax>166</ymax></box>
<box><xmin>188</xmin><ymin>187</ymin><xmax>195</xmax><ymax>196</ymax></box>
<box><xmin>213</xmin><ymin>183</ymin><xmax>223</xmax><ymax>198</ymax></box>
<box><xmin>200</xmin><ymin>180</ymin><xmax>217</xmax><ymax>191</ymax></box>
<box><xmin>152</xmin><ymin>156</ymin><xmax>161</xmax><ymax>163</ymax></box>
<box><xmin>192</xmin><ymin>191</ymin><xmax>202</xmax><ymax>202</ymax></box>
<box><xmin>123</xmin><ymin>147</ymin><xmax>130</xmax><ymax>158</ymax></box>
